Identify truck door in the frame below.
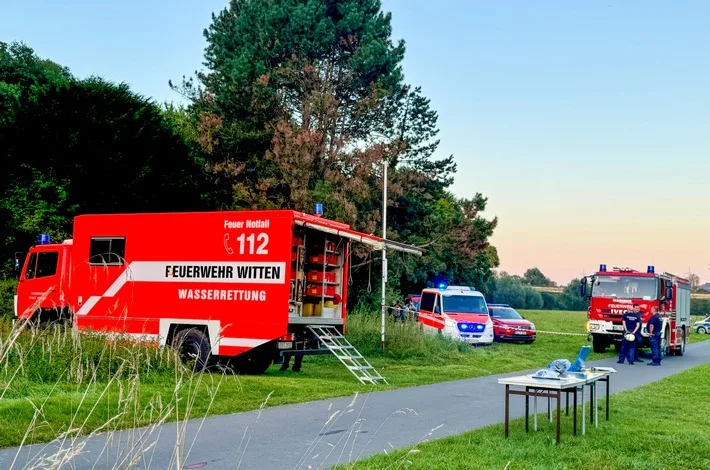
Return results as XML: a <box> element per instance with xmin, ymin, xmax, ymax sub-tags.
<box><xmin>417</xmin><ymin>291</ymin><xmax>445</xmax><ymax>332</ymax></box>
<box><xmin>16</xmin><ymin>247</ymin><xmax>65</xmax><ymax>320</ymax></box>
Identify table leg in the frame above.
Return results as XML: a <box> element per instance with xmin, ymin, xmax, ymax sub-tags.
<box><xmin>565</xmin><ymin>391</ymin><xmax>569</xmax><ymax>416</ymax></box>
<box><xmin>548</xmin><ymin>395</ymin><xmax>552</xmax><ymax>423</ymax></box>
<box><xmin>581</xmin><ymin>385</ymin><xmax>586</xmax><ymax>436</ymax></box>
<box><xmin>525</xmin><ymin>386</ymin><xmax>530</xmax><ymax>432</ymax></box>
<box><xmin>595</xmin><ymin>382</ymin><xmax>599</xmax><ymax>428</ymax></box>
<box><xmin>589</xmin><ymin>383</ymin><xmax>594</xmax><ymax>424</ymax></box>
<box><xmin>573</xmin><ymin>386</ymin><xmax>578</xmax><ymax>436</ymax></box>
<box><xmin>556</xmin><ymin>390</ymin><xmax>561</xmax><ymax>444</ymax></box>
<box><xmin>606</xmin><ymin>377</ymin><xmax>610</xmax><ymax>421</ymax></box>
<box><xmin>505</xmin><ymin>384</ymin><xmax>509</xmax><ymax>438</ymax></box>
<box><xmin>534</xmin><ymin>389</ymin><xmax>538</xmax><ymax>431</ymax></box>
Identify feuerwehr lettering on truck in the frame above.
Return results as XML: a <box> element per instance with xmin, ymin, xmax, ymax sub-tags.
<box><xmin>122</xmin><ymin>261</ymin><xmax>285</xmax><ymax>303</ymax></box>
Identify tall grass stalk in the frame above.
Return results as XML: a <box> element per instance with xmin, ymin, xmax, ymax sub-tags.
<box><xmin>0</xmin><ymin>318</ymin><xmax>227</xmax><ymax>469</ymax></box>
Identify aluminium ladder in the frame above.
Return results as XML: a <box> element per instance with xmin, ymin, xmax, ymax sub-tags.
<box><xmin>306</xmin><ymin>325</ymin><xmax>388</xmax><ymax>385</ymax></box>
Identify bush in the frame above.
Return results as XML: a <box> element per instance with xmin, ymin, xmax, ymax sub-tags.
<box><xmin>692</xmin><ymin>299</ymin><xmax>710</xmax><ymax>317</ymax></box>
<box><xmin>0</xmin><ymin>279</ymin><xmax>17</xmax><ymax>317</ymax></box>
<box><xmin>541</xmin><ymin>292</ymin><xmax>562</xmax><ymax>310</ymax></box>
<box><xmin>345</xmin><ymin>312</ymin><xmax>471</xmax><ymax>361</ymax></box>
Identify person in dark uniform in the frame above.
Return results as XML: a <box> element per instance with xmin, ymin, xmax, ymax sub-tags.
<box><xmin>280</xmin><ymin>352</ymin><xmax>303</xmax><ymax>372</ymax></box>
<box><xmin>646</xmin><ymin>306</ymin><xmax>663</xmax><ymax>366</ymax></box>
<box><xmin>618</xmin><ymin>304</ymin><xmax>641</xmax><ymax>365</ymax></box>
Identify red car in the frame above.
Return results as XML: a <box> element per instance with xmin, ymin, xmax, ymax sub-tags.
<box><xmin>488</xmin><ymin>304</ymin><xmax>536</xmax><ymax>343</ymax></box>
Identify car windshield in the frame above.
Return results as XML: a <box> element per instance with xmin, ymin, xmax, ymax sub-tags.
<box><xmin>591</xmin><ymin>275</ymin><xmax>657</xmax><ymax>300</ymax></box>
<box><xmin>490</xmin><ymin>308</ymin><xmax>523</xmax><ymax>320</ymax></box>
<box><xmin>442</xmin><ymin>295</ymin><xmax>488</xmax><ymax>314</ymax></box>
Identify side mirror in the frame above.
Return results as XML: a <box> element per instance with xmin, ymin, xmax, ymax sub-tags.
<box><xmin>666</xmin><ymin>286</ymin><xmax>673</xmax><ymax>300</ymax></box>
<box><xmin>579</xmin><ymin>277</ymin><xmax>588</xmax><ymax>298</ymax></box>
<box><xmin>13</xmin><ymin>253</ymin><xmax>22</xmax><ymax>278</ymax></box>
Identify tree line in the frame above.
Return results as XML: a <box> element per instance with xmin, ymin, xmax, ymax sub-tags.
<box><xmin>484</xmin><ymin>268</ymin><xmax>588</xmax><ymax>311</ymax></box>
<box><xmin>0</xmin><ymin>0</ymin><xmax>499</xmax><ymax>308</ymax></box>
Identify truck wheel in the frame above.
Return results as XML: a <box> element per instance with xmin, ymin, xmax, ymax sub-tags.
<box><xmin>173</xmin><ymin>328</ymin><xmax>211</xmax><ymax>372</ymax></box>
<box><xmin>613</xmin><ymin>341</ymin><xmax>621</xmax><ymax>353</ymax></box>
<box><xmin>660</xmin><ymin>331</ymin><xmax>669</xmax><ymax>358</ymax></box>
<box><xmin>677</xmin><ymin>328</ymin><xmax>686</xmax><ymax>356</ymax></box>
<box><xmin>592</xmin><ymin>335</ymin><xmax>607</xmax><ymax>353</ymax></box>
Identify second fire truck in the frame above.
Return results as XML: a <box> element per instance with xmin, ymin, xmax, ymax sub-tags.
<box><xmin>579</xmin><ymin>265</ymin><xmax>691</xmax><ymax>356</ymax></box>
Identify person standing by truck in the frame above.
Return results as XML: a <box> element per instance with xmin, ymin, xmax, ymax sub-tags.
<box><xmin>617</xmin><ymin>304</ymin><xmax>641</xmax><ymax>365</ymax></box>
<box><xmin>646</xmin><ymin>306</ymin><xmax>663</xmax><ymax>366</ymax></box>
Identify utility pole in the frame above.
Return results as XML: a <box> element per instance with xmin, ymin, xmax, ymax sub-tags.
<box><xmin>380</xmin><ymin>158</ymin><xmax>388</xmax><ymax>350</ymax></box>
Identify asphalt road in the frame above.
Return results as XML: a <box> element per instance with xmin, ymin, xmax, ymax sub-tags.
<box><xmin>3</xmin><ymin>340</ymin><xmax>710</xmax><ymax>470</ymax></box>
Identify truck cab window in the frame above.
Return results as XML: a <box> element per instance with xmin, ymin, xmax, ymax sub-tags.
<box><xmin>35</xmin><ymin>252</ymin><xmax>59</xmax><ymax>278</ymax></box>
<box><xmin>24</xmin><ymin>251</ymin><xmax>59</xmax><ymax>280</ymax></box>
<box><xmin>24</xmin><ymin>253</ymin><xmax>38</xmax><ymax>280</ymax></box>
<box><xmin>89</xmin><ymin>237</ymin><xmax>126</xmax><ymax>265</ymax></box>
<box><xmin>419</xmin><ymin>292</ymin><xmax>436</xmax><ymax>312</ymax></box>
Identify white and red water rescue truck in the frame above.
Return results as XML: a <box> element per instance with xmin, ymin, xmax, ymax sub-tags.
<box><xmin>416</xmin><ymin>285</ymin><xmax>494</xmax><ymax>345</ymax></box>
<box><xmin>579</xmin><ymin>265</ymin><xmax>691</xmax><ymax>356</ymax></box>
<box><xmin>14</xmin><ymin>210</ymin><xmax>421</xmax><ymax>373</ymax></box>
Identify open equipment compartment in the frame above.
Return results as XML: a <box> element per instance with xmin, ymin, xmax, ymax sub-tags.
<box><xmin>288</xmin><ymin>223</ymin><xmax>347</xmax><ymax>322</ymax></box>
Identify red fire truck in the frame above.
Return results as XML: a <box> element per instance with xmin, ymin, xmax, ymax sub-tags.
<box><xmin>579</xmin><ymin>264</ymin><xmax>691</xmax><ymax>356</ymax></box>
<box><xmin>14</xmin><ymin>210</ymin><xmax>421</xmax><ymax>377</ymax></box>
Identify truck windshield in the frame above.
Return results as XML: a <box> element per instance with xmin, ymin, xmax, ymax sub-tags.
<box><xmin>443</xmin><ymin>295</ymin><xmax>488</xmax><ymax>314</ymax></box>
<box><xmin>592</xmin><ymin>275</ymin><xmax>657</xmax><ymax>300</ymax></box>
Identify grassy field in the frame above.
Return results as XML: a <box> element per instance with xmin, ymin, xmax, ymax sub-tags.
<box><xmin>341</xmin><ymin>363</ymin><xmax>710</xmax><ymax>470</ymax></box>
<box><xmin>0</xmin><ymin>309</ymin><xmax>707</xmax><ymax>451</ymax></box>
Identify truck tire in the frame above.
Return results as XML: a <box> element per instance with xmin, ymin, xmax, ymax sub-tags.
<box><xmin>677</xmin><ymin>328</ymin><xmax>686</xmax><ymax>356</ymax></box>
<box><xmin>173</xmin><ymin>328</ymin><xmax>211</xmax><ymax>372</ymax></box>
<box><xmin>592</xmin><ymin>334</ymin><xmax>607</xmax><ymax>353</ymax></box>
<box><xmin>660</xmin><ymin>330</ymin><xmax>669</xmax><ymax>358</ymax></box>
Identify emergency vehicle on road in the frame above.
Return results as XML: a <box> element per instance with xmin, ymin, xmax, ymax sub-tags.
<box><xmin>416</xmin><ymin>285</ymin><xmax>494</xmax><ymax>345</ymax></box>
<box><xmin>579</xmin><ymin>265</ymin><xmax>691</xmax><ymax>356</ymax></box>
<box><xmin>14</xmin><ymin>210</ymin><xmax>421</xmax><ymax>377</ymax></box>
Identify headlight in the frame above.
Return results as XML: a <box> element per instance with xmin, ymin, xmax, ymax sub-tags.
<box><xmin>529</xmin><ymin>323</ymin><xmax>535</xmax><ymax>330</ymax></box>
<box><xmin>445</xmin><ymin>318</ymin><xmax>456</xmax><ymax>328</ymax></box>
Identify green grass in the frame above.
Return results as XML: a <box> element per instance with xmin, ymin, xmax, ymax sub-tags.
<box><xmin>0</xmin><ymin>310</ymin><xmax>707</xmax><ymax>451</ymax></box>
<box><xmin>340</xmin><ymin>363</ymin><xmax>710</xmax><ymax>470</ymax></box>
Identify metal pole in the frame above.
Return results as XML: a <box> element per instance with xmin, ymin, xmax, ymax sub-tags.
<box><xmin>380</xmin><ymin>159</ymin><xmax>388</xmax><ymax>350</ymax></box>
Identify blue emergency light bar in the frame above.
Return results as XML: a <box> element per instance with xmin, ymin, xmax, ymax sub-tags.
<box><xmin>599</xmin><ymin>264</ymin><xmax>607</xmax><ymax>272</ymax></box>
<box><xmin>38</xmin><ymin>234</ymin><xmax>50</xmax><ymax>245</ymax></box>
<box><xmin>314</xmin><ymin>203</ymin><xmax>323</xmax><ymax>216</ymax></box>
<box><xmin>647</xmin><ymin>265</ymin><xmax>655</xmax><ymax>273</ymax></box>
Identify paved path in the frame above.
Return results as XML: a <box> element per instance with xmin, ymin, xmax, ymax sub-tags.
<box><xmin>3</xmin><ymin>340</ymin><xmax>710</xmax><ymax>470</ymax></box>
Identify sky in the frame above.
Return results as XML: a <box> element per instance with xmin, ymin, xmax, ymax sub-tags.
<box><xmin>2</xmin><ymin>0</ymin><xmax>709</xmax><ymax>285</ymax></box>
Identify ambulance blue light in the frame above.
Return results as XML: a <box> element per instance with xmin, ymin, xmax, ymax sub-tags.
<box><xmin>647</xmin><ymin>265</ymin><xmax>655</xmax><ymax>273</ymax></box>
<box><xmin>38</xmin><ymin>234</ymin><xmax>50</xmax><ymax>245</ymax></box>
<box><xmin>599</xmin><ymin>264</ymin><xmax>607</xmax><ymax>272</ymax></box>
<box><xmin>438</xmin><ymin>282</ymin><xmax>447</xmax><ymax>290</ymax></box>
<box><xmin>314</xmin><ymin>203</ymin><xmax>323</xmax><ymax>216</ymax></box>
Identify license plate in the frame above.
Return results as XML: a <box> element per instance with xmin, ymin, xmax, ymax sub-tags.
<box><xmin>515</xmin><ymin>330</ymin><xmax>527</xmax><ymax>335</ymax></box>
<box><xmin>277</xmin><ymin>341</ymin><xmax>293</xmax><ymax>349</ymax></box>
<box><xmin>612</xmin><ymin>325</ymin><xmax>624</xmax><ymax>331</ymax></box>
